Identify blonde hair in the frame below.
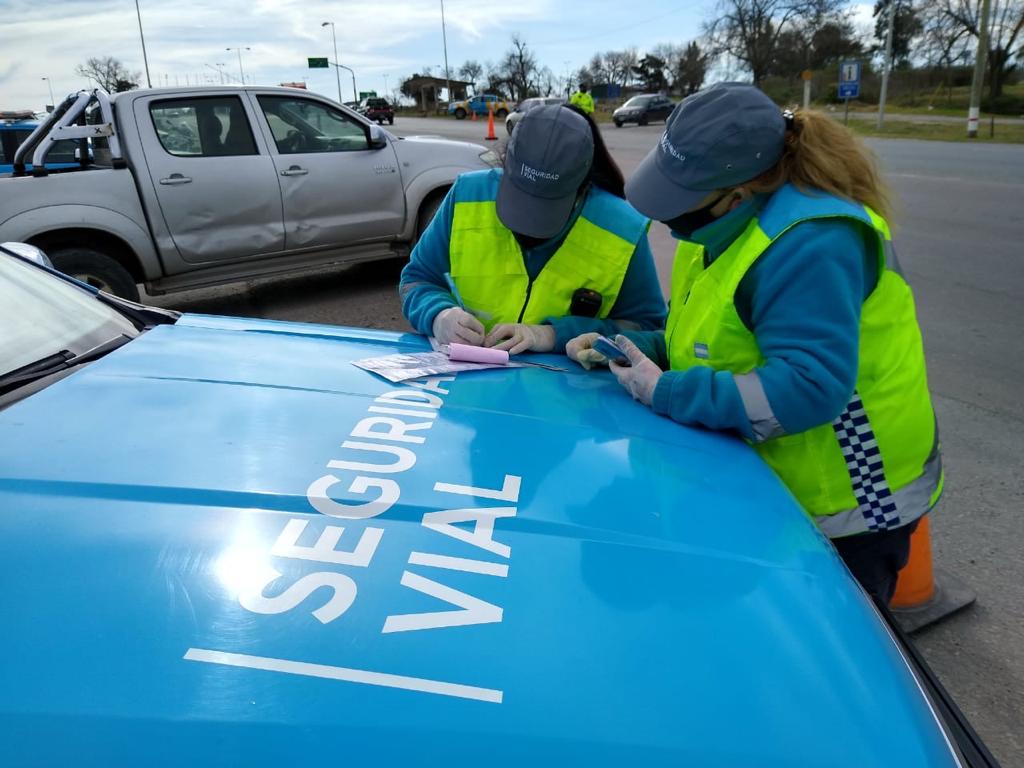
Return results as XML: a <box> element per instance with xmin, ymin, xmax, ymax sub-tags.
<box><xmin>748</xmin><ymin>109</ymin><xmax>894</xmax><ymax>223</ymax></box>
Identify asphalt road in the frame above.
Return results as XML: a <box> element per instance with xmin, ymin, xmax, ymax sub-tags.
<box><xmin>149</xmin><ymin>117</ymin><xmax>1024</xmax><ymax>764</ymax></box>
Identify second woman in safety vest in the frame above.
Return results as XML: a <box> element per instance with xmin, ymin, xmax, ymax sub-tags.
<box><xmin>399</xmin><ymin>104</ymin><xmax>665</xmax><ymax>354</ymax></box>
<box><xmin>567</xmin><ymin>83</ymin><xmax>942</xmax><ymax>603</ymax></box>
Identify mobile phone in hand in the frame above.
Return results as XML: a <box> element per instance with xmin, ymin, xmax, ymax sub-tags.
<box><xmin>592</xmin><ymin>335</ymin><xmax>631</xmax><ymax>366</ymax></box>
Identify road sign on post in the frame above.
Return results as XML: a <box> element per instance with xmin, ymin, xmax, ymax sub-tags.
<box><xmin>838</xmin><ymin>61</ymin><xmax>860</xmax><ymax>99</ymax></box>
<box><xmin>838</xmin><ymin>60</ymin><xmax>860</xmax><ymax>124</ymax></box>
<box><xmin>307</xmin><ymin>57</ymin><xmax>329</xmax><ymax>69</ymax></box>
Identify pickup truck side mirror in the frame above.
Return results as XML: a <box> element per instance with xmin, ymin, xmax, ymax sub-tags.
<box><xmin>368</xmin><ymin>124</ymin><xmax>388</xmax><ymax>150</ymax></box>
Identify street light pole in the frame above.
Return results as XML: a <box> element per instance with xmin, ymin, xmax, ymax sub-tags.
<box><xmin>205</xmin><ymin>63</ymin><xmax>226</xmax><ymax>84</ymax></box>
<box><xmin>440</xmin><ymin>0</ymin><xmax>452</xmax><ymax>106</ymax></box>
<box><xmin>41</xmin><ymin>77</ymin><xmax>56</xmax><ymax>110</ymax></box>
<box><xmin>967</xmin><ymin>0</ymin><xmax>992</xmax><ymax>138</ymax></box>
<box><xmin>135</xmin><ymin>0</ymin><xmax>152</xmax><ymax>87</ymax></box>
<box><xmin>226</xmin><ymin>47</ymin><xmax>250</xmax><ymax>85</ymax></box>
<box><xmin>877</xmin><ymin>0</ymin><xmax>896</xmax><ymax>129</ymax></box>
<box><xmin>322</xmin><ymin>21</ymin><xmax>344</xmax><ymax>104</ymax></box>
<box><xmin>333</xmin><ymin>63</ymin><xmax>357</xmax><ymax>102</ymax></box>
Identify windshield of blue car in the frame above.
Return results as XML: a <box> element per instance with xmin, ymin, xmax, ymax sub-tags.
<box><xmin>0</xmin><ymin>253</ymin><xmax>139</xmax><ymax>378</ymax></box>
<box><xmin>622</xmin><ymin>96</ymin><xmax>654</xmax><ymax>108</ymax></box>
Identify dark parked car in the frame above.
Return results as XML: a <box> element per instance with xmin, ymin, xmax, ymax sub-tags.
<box><xmin>359</xmin><ymin>97</ymin><xmax>394</xmax><ymax>125</ymax></box>
<box><xmin>612</xmin><ymin>94</ymin><xmax>675</xmax><ymax>127</ymax></box>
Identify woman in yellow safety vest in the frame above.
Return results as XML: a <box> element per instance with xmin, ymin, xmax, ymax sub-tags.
<box><xmin>567</xmin><ymin>83</ymin><xmax>942</xmax><ymax>603</ymax></box>
<box><xmin>399</xmin><ymin>104</ymin><xmax>665</xmax><ymax>355</ymax></box>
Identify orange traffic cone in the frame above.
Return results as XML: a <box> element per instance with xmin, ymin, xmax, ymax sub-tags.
<box><xmin>485</xmin><ymin>108</ymin><xmax>497</xmax><ymax>141</ymax></box>
<box><xmin>471</xmin><ymin>109</ymin><xmax>478</xmax><ymax>122</ymax></box>
<box><xmin>890</xmin><ymin>515</ymin><xmax>975</xmax><ymax>632</ymax></box>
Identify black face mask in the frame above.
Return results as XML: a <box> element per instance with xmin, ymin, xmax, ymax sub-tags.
<box><xmin>663</xmin><ymin>192</ymin><xmax>730</xmax><ymax>238</ymax></box>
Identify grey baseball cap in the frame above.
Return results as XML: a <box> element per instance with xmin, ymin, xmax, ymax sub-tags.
<box><xmin>625</xmin><ymin>82</ymin><xmax>787</xmax><ymax>220</ymax></box>
<box><xmin>497</xmin><ymin>104</ymin><xmax>594</xmax><ymax>239</ymax></box>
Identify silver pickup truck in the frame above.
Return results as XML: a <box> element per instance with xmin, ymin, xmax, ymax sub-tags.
<box><xmin>1</xmin><ymin>87</ymin><xmax>497</xmax><ymax>300</ymax></box>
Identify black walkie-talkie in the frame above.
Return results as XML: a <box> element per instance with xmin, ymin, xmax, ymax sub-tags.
<box><xmin>570</xmin><ymin>288</ymin><xmax>603</xmax><ymax>318</ymax></box>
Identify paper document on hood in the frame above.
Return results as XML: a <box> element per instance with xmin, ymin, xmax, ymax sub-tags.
<box><xmin>352</xmin><ymin>351</ymin><xmax>528</xmax><ymax>383</ymax></box>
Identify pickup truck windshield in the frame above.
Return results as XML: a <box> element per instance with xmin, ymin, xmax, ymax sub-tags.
<box><xmin>0</xmin><ymin>253</ymin><xmax>138</xmax><ymax>378</ymax></box>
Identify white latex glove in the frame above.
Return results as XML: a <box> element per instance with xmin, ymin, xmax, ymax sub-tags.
<box><xmin>609</xmin><ymin>335</ymin><xmax>663</xmax><ymax>406</ymax></box>
<box><xmin>484</xmin><ymin>324</ymin><xmax>556</xmax><ymax>355</ymax></box>
<box><xmin>565</xmin><ymin>332</ymin><xmax>609</xmax><ymax>370</ymax></box>
<box><xmin>432</xmin><ymin>307</ymin><xmax>485</xmax><ymax>346</ymax></box>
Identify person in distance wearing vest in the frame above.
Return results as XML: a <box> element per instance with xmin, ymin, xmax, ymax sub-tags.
<box><xmin>400</xmin><ymin>104</ymin><xmax>665</xmax><ymax>354</ymax></box>
<box><xmin>567</xmin><ymin>83</ymin><xmax>942</xmax><ymax>603</ymax></box>
<box><xmin>569</xmin><ymin>83</ymin><xmax>595</xmax><ymax>115</ymax></box>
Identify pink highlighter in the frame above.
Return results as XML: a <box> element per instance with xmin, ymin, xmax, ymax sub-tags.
<box><xmin>447</xmin><ymin>343</ymin><xmax>510</xmax><ymax>365</ymax></box>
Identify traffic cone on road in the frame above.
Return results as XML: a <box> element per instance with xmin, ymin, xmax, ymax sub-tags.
<box><xmin>890</xmin><ymin>515</ymin><xmax>976</xmax><ymax>632</ymax></box>
<box><xmin>485</xmin><ymin>108</ymin><xmax>497</xmax><ymax>141</ymax></box>
<box><xmin>471</xmin><ymin>109</ymin><xmax>477</xmax><ymax>121</ymax></box>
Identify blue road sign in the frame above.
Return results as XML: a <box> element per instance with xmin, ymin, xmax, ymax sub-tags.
<box><xmin>839</xmin><ymin>60</ymin><xmax>860</xmax><ymax>99</ymax></box>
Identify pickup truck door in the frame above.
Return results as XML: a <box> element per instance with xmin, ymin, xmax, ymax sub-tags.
<box><xmin>252</xmin><ymin>94</ymin><xmax>405</xmax><ymax>251</ymax></box>
<box><xmin>134</xmin><ymin>93</ymin><xmax>285</xmax><ymax>264</ymax></box>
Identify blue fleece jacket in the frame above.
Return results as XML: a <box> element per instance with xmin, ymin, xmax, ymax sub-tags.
<box><xmin>625</xmin><ymin>194</ymin><xmax>879</xmax><ymax>440</ymax></box>
<box><xmin>399</xmin><ymin>172</ymin><xmax>666</xmax><ymax>349</ymax></box>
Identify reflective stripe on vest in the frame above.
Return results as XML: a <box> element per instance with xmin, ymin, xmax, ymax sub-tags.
<box><xmin>664</xmin><ymin>184</ymin><xmax>942</xmax><ymax>537</ymax></box>
<box><xmin>449</xmin><ymin>172</ymin><xmax>647</xmax><ymax>331</ymax></box>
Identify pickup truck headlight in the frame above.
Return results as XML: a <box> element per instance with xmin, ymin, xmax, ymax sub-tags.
<box><xmin>479</xmin><ymin>149</ymin><xmax>501</xmax><ymax>167</ymax></box>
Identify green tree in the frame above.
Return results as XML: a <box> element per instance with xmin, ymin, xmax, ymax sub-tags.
<box><xmin>677</xmin><ymin>41</ymin><xmax>710</xmax><ymax>95</ymax></box>
<box><xmin>632</xmin><ymin>54</ymin><xmax>669</xmax><ymax>92</ymax></box>
<box><xmin>873</xmin><ymin>0</ymin><xmax>924</xmax><ymax>67</ymax></box>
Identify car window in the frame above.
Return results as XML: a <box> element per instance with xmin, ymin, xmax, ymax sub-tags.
<box><xmin>47</xmin><ymin>139</ymin><xmax>80</xmax><ymax>164</ymax></box>
<box><xmin>0</xmin><ymin>252</ymin><xmax>137</xmax><ymax>378</ymax></box>
<box><xmin>0</xmin><ymin>128</ymin><xmax>81</xmax><ymax>166</ymax></box>
<box><xmin>150</xmin><ymin>97</ymin><xmax>257</xmax><ymax>158</ymax></box>
<box><xmin>623</xmin><ymin>96</ymin><xmax>654</xmax><ymax>108</ymax></box>
<box><xmin>259</xmin><ymin>96</ymin><xmax>369</xmax><ymax>154</ymax></box>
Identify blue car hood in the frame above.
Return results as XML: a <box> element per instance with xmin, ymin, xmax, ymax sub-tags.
<box><xmin>0</xmin><ymin>315</ymin><xmax>955</xmax><ymax>766</ymax></box>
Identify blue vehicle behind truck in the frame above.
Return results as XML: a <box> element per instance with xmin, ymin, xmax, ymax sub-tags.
<box><xmin>0</xmin><ymin>111</ymin><xmax>79</xmax><ymax>174</ymax></box>
<box><xmin>0</xmin><ymin>244</ymin><xmax>1000</xmax><ymax>766</ymax></box>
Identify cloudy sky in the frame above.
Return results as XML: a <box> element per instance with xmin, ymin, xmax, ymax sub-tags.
<box><xmin>1</xmin><ymin>0</ymin><xmax>875</xmax><ymax>111</ymax></box>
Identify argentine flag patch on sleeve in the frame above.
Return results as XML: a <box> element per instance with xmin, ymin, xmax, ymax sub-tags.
<box><xmin>694</xmin><ymin>342</ymin><xmax>710</xmax><ymax>359</ymax></box>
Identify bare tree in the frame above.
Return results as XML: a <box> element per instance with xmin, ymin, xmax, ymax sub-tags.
<box><xmin>651</xmin><ymin>42</ymin><xmax>685</xmax><ymax>84</ymax></box>
<box><xmin>75</xmin><ymin>56</ymin><xmax>140</xmax><ymax>92</ymax></box>
<box><xmin>536</xmin><ymin>66</ymin><xmax>558</xmax><ymax>96</ymax></box>
<box><xmin>704</xmin><ymin>0</ymin><xmax>845</xmax><ymax>85</ymax></box>
<box><xmin>500</xmin><ymin>34</ymin><xmax>539</xmax><ymax>102</ymax></box>
<box><xmin>458</xmin><ymin>60</ymin><xmax>484</xmax><ymax>92</ymax></box>
<box><xmin>935</xmin><ymin>0</ymin><xmax>1023</xmax><ymax>98</ymax></box>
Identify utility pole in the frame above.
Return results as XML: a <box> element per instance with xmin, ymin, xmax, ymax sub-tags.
<box><xmin>322</xmin><ymin>22</ymin><xmax>344</xmax><ymax>104</ymax></box>
<box><xmin>41</xmin><ymin>77</ymin><xmax>56</xmax><ymax>110</ymax></box>
<box><xmin>135</xmin><ymin>0</ymin><xmax>152</xmax><ymax>87</ymax></box>
<box><xmin>877</xmin><ymin>0</ymin><xmax>896</xmax><ymax>129</ymax></box>
<box><xmin>334</xmin><ymin>63</ymin><xmax>358</xmax><ymax>103</ymax></box>
<box><xmin>967</xmin><ymin>0</ymin><xmax>992</xmax><ymax>138</ymax></box>
<box><xmin>226</xmin><ymin>47</ymin><xmax>250</xmax><ymax>85</ymax></box>
<box><xmin>440</xmin><ymin>0</ymin><xmax>452</xmax><ymax>107</ymax></box>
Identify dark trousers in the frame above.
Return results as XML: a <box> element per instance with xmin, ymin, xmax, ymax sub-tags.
<box><xmin>832</xmin><ymin>517</ymin><xmax>921</xmax><ymax>604</ymax></box>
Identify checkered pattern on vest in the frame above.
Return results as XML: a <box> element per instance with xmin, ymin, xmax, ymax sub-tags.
<box><xmin>831</xmin><ymin>392</ymin><xmax>901</xmax><ymax>530</ymax></box>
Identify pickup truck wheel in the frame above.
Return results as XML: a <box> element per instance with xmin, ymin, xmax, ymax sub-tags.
<box><xmin>49</xmin><ymin>247</ymin><xmax>140</xmax><ymax>302</ymax></box>
<box><xmin>495</xmin><ymin>108</ymin><xmax>508</xmax><ymax>118</ymax></box>
<box><xmin>415</xmin><ymin>193</ymin><xmax>445</xmax><ymax>243</ymax></box>
<box><xmin>454</xmin><ymin>108</ymin><xmax>467</xmax><ymax>120</ymax></box>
